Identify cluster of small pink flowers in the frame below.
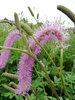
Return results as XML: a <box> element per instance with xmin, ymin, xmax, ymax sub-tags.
<box><xmin>16</xmin><ymin>50</ymin><xmax>34</xmax><ymax>94</ymax></box>
<box><xmin>0</xmin><ymin>30</ymin><xmax>20</xmax><ymax>68</ymax></box>
<box><xmin>28</xmin><ymin>21</ymin><xmax>68</xmax><ymax>56</ymax></box>
<box><xmin>0</xmin><ymin>21</ymin><xmax>70</xmax><ymax>95</ymax></box>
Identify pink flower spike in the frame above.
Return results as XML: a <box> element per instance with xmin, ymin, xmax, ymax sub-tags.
<box><xmin>16</xmin><ymin>50</ymin><xmax>34</xmax><ymax>95</ymax></box>
<box><xmin>28</xmin><ymin>21</ymin><xmax>69</xmax><ymax>56</ymax></box>
<box><xmin>0</xmin><ymin>30</ymin><xmax>20</xmax><ymax>68</ymax></box>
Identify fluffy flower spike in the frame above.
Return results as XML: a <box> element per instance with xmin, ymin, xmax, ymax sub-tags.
<box><xmin>16</xmin><ymin>51</ymin><xmax>34</xmax><ymax>94</ymax></box>
<box><xmin>0</xmin><ymin>30</ymin><xmax>20</xmax><ymax>68</ymax></box>
<box><xmin>28</xmin><ymin>21</ymin><xmax>69</xmax><ymax>55</ymax></box>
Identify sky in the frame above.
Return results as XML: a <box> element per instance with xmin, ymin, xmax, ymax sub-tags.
<box><xmin>0</xmin><ymin>0</ymin><xmax>75</xmax><ymax>27</ymax></box>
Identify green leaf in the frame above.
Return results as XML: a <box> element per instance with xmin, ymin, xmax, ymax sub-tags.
<box><xmin>31</xmin><ymin>78</ymin><xmax>42</xmax><ymax>88</ymax></box>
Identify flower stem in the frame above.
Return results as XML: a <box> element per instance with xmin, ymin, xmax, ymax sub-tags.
<box><xmin>59</xmin><ymin>44</ymin><xmax>72</xmax><ymax>100</ymax></box>
<box><xmin>34</xmin><ymin>58</ymin><xmax>60</xmax><ymax>100</ymax></box>
<box><xmin>42</xmin><ymin>77</ymin><xmax>47</xmax><ymax>98</ymax></box>
<box><xmin>31</xmin><ymin>85</ymin><xmax>37</xmax><ymax>100</ymax></box>
<box><xmin>33</xmin><ymin>65</ymin><xmax>47</xmax><ymax>98</ymax></box>
<box><xmin>0</xmin><ymin>46</ymin><xmax>35</xmax><ymax>59</ymax></box>
<box><xmin>32</xmin><ymin>35</ymin><xmax>59</xmax><ymax>73</ymax></box>
<box><xmin>19</xmin><ymin>32</ymin><xmax>31</xmax><ymax>52</ymax></box>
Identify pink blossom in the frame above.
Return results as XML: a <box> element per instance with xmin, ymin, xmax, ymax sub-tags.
<box><xmin>16</xmin><ymin>50</ymin><xmax>34</xmax><ymax>94</ymax></box>
<box><xmin>28</xmin><ymin>21</ymin><xmax>68</xmax><ymax>56</ymax></box>
<box><xmin>0</xmin><ymin>30</ymin><xmax>20</xmax><ymax>68</ymax></box>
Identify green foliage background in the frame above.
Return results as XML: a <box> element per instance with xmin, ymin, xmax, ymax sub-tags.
<box><xmin>0</xmin><ymin>21</ymin><xmax>75</xmax><ymax>100</ymax></box>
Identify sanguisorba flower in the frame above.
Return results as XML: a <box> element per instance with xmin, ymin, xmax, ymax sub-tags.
<box><xmin>0</xmin><ymin>30</ymin><xmax>20</xmax><ymax>68</ymax></box>
<box><xmin>16</xmin><ymin>50</ymin><xmax>34</xmax><ymax>94</ymax></box>
<box><xmin>17</xmin><ymin>21</ymin><xmax>69</xmax><ymax>95</ymax></box>
<box><xmin>28</xmin><ymin>21</ymin><xmax>69</xmax><ymax>56</ymax></box>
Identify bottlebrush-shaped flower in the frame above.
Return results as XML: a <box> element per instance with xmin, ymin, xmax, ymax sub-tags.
<box><xmin>28</xmin><ymin>21</ymin><xmax>69</xmax><ymax>55</ymax></box>
<box><xmin>17</xmin><ymin>21</ymin><xmax>69</xmax><ymax>94</ymax></box>
<box><xmin>16</xmin><ymin>51</ymin><xmax>34</xmax><ymax>94</ymax></box>
<box><xmin>0</xmin><ymin>30</ymin><xmax>20</xmax><ymax>68</ymax></box>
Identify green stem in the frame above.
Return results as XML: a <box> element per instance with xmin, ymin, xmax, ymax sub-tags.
<box><xmin>0</xmin><ymin>46</ymin><xmax>35</xmax><ymax>59</ymax></box>
<box><xmin>31</xmin><ymin>85</ymin><xmax>37</xmax><ymax>100</ymax></box>
<box><xmin>60</xmin><ymin>46</ymin><xmax>63</xmax><ymax>75</ymax></box>
<box><xmin>0</xmin><ymin>46</ymin><xmax>60</xmax><ymax>100</ymax></box>
<box><xmin>42</xmin><ymin>77</ymin><xmax>47</xmax><ymax>98</ymax></box>
<box><xmin>33</xmin><ymin>65</ymin><xmax>47</xmax><ymax>98</ymax></box>
<box><xmin>33</xmin><ymin>65</ymin><xmax>40</xmax><ymax>77</ymax></box>
<box><xmin>34</xmin><ymin>58</ymin><xmax>60</xmax><ymax>100</ymax></box>
<box><xmin>20</xmin><ymin>32</ymin><xmax>31</xmax><ymax>52</ymax></box>
<box><xmin>60</xmin><ymin>45</ymin><xmax>72</xmax><ymax>100</ymax></box>
<box><xmin>32</xmin><ymin>35</ymin><xmax>59</xmax><ymax>73</ymax></box>
<box><xmin>34</xmin><ymin>16</ymin><xmax>38</xmax><ymax>23</ymax></box>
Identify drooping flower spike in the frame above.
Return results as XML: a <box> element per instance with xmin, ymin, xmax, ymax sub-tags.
<box><xmin>0</xmin><ymin>30</ymin><xmax>20</xmax><ymax>68</ymax></box>
<box><xmin>28</xmin><ymin>21</ymin><xmax>69</xmax><ymax>56</ymax></box>
<box><xmin>16</xmin><ymin>51</ymin><xmax>34</xmax><ymax>94</ymax></box>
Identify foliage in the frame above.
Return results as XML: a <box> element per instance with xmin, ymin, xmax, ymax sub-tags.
<box><xmin>0</xmin><ymin>21</ymin><xmax>75</xmax><ymax>100</ymax></box>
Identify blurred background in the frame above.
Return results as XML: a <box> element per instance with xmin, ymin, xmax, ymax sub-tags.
<box><xmin>0</xmin><ymin>0</ymin><xmax>75</xmax><ymax>27</ymax></box>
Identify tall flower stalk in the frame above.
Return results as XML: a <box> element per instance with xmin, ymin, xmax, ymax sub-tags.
<box><xmin>59</xmin><ymin>43</ymin><xmax>72</xmax><ymax>100</ymax></box>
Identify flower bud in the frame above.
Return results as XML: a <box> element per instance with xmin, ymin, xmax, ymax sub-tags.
<box><xmin>2</xmin><ymin>72</ymin><xmax>18</xmax><ymax>80</ymax></box>
<box><xmin>14</xmin><ymin>12</ymin><xmax>20</xmax><ymax>30</ymax></box>
<box><xmin>28</xmin><ymin>6</ymin><xmax>34</xmax><ymax>17</ymax></box>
